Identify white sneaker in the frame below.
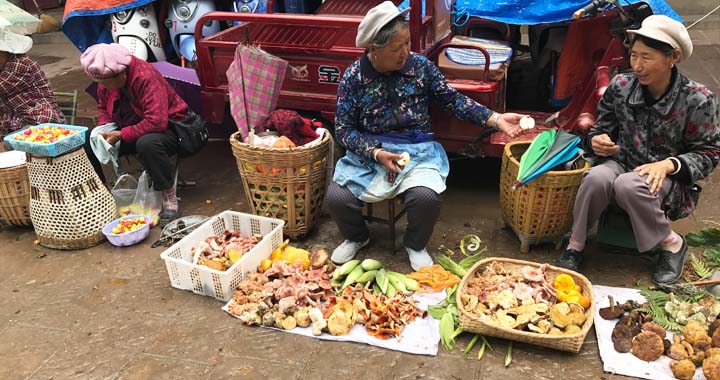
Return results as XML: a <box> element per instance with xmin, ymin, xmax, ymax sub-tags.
<box><xmin>331</xmin><ymin>238</ymin><xmax>370</xmax><ymax>264</ymax></box>
<box><xmin>406</xmin><ymin>247</ymin><xmax>433</xmax><ymax>271</ymax></box>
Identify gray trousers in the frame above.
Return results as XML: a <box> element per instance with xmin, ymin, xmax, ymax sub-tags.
<box><xmin>325</xmin><ymin>182</ymin><xmax>442</xmax><ymax>250</ymax></box>
<box><xmin>571</xmin><ymin>160</ymin><xmax>672</xmax><ymax>252</ymax></box>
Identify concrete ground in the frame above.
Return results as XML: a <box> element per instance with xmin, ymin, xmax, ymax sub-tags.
<box><xmin>2</xmin><ymin>6</ymin><xmax>720</xmax><ymax>380</ymax></box>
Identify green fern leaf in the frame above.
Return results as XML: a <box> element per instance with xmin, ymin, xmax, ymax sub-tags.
<box><xmin>691</xmin><ymin>255</ymin><xmax>713</xmax><ymax>279</ymax></box>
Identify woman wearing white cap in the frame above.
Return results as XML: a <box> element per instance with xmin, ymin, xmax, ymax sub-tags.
<box><xmin>326</xmin><ymin>1</ymin><xmax>526</xmax><ymax>270</ymax></box>
<box><xmin>0</xmin><ymin>28</ymin><xmax>64</xmax><ymax>143</ymax></box>
<box><xmin>556</xmin><ymin>15</ymin><xmax>720</xmax><ymax>284</ymax></box>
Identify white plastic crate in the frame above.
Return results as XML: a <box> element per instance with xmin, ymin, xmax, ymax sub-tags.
<box><xmin>160</xmin><ymin>211</ymin><xmax>284</xmax><ymax>301</ymax></box>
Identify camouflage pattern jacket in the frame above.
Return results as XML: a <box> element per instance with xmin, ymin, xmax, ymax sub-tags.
<box><xmin>587</xmin><ymin>70</ymin><xmax>720</xmax><ymax>220</ymax></box>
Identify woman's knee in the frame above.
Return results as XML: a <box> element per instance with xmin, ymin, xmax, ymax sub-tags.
<box><xmin>325</xmin><ymin>182</ymin><xmax>359</xmax><ymax>210</ymax></box>
<box><xmin>134</xmin><ymin>134</ymin><xmax>161</xmax><ymax>154</ymax></box>
<box><xmin>404</xmin><ymin>186</ymin><xmax>442</xmax><ymax>210</ymax></box>
<box><xmin>613</xmin><ymin>173</ymin><xmax>646</xmax><ymax>203</ymax></box>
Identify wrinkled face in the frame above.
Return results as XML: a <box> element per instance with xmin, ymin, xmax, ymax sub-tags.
<box><xmin>96</xmin><ymin>72</ymin><xmax>127</xmax><ymax>90</ymax></box>
<box><xmin>371</xmin><ymin>28</ymin><xmax>411</xmax><ymax>72</ymax></box>
<box><xmin>630</xmin><ymin>39</ymin><xmax>678</xmax><ymax>88</ymax></box>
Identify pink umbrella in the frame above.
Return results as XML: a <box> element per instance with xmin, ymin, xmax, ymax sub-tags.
<box><xmin>226</xmin><ymin>44</ymin><xmax>288</xmax><ymax>141</ymax></box>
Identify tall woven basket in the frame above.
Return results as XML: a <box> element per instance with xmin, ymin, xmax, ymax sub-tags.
<box><xmin>0</xmin><ymin>164</ymin><xmax>31</xmax><ymax>226</ymax></box>
<box><xmin>230</xmin><ymin>131</ymin><xmax>330</xmax><ymax>238</ymax></box>
<box><xmin>26</xmin><ymin>149</ymin><xmax>117</xmax><ymax>249</ymax></box>
<box><xmin>457</xmin><ymin>257</ymin><xmax>595</xmax><ymax>353</ymax></box>
<box><xmin>499</xmin><ymin>141</ymin><xmax>589</xmax><ymax>253</ymax></box>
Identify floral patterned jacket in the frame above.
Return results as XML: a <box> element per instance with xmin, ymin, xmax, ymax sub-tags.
<box><xmin>587</xmin><ymin>70</ymin><xmax>720</xmax><ymax>220</ymax></box>
<box><xmin>335</xmin><ymin>52</ymin><xmax>493</xmax><ymax>159</ymax></box>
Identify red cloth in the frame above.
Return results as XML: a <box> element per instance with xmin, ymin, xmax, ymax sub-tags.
<box><xmin>0</xmin><ymin>55</ymin><xmax>64</xmax><ymax>136</ymax></box>
<box><xmin>97</xmin><ymin>56</ymin><xmax>188</xmax><ymax>142</ymax></box>
<box><xmin>260</xmin><ymin>110</ymin><xmax>320</xmax><ymax>146</ymax></box>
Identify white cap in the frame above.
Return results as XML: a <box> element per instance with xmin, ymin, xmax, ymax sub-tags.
<box><xmin>627</xmin><ymin>15</ymin><xmax>693</xmax><ymax>62</ymax></box>
<box><xmin>356</xmin><ymin>1</ymin><xmax>410</xmax><ymax>48</ymax></box>
<box><xmin>0</xmin><ymin>27</ymin><xmax>32</xmax><ymax>55</ymax></box>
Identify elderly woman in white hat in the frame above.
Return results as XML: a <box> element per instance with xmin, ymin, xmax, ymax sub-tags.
<box><xmin>556</xmin><ymin>15</ymin><xmax>720</xmax><ymax>284</ymax></box>
<box><xmin>0</xmin><ymin>28</ymin><xmax>64</xmax><ymax>143</ymax></box>
<box><xmin>326</xmin><ymin>1</ymin><xmax>526</xmax><ymax>270</ymax></box>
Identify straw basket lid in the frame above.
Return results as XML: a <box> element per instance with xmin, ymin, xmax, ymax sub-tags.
<box><xmin>0</xmin><ymin>151</ymin><xmax>26</xmax><ymax>169</ymax></box>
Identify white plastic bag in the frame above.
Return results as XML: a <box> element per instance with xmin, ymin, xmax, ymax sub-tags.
<box><xmin>131</xmin><ymin>171</ymin><xmax>162</xmax><ymax>224</ymax></box>
<box><xmin>111</xmin><ymin>174</ymin><xmax>138</xmax><ymax>212</ymax></box>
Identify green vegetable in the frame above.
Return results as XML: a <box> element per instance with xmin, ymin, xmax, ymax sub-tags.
<box><xmin>376</xmin><ymin>269</ymin><xmax>389</xmax><ymax>294</ymax></box>
<box><xmin>332</xmin><ymin>267</ymin><xmax>342</xmax><ymax>280</ymax></box>
<box><xmin>360</xmin><ymin>258</ymin><xmax>383</xmax><ymax>271</ymax></box>
<box><xmin>460</xmin><ymin>234</ymin><xmax>482</xmax><ymax>257</ymax></box>
<box><xmin>687</xmin><ymin>227</ymin><xmax>720</xmax><ymax>247</ymax></box>
<box><xmin>387</xmin><ymin>272</ymin><xmax>407</xmax><ymax>293</ymax></box>
<box><xmin>458</xmin><ymin>249</ymin><xmax>486</xmax><ymax>270</ymax></box>
<box><xmin>437</xmin><ymin>255</ymin><xmax>466</xmax><ymax>277</ymax></box>
<box><xmin>691</xmin><ymin>255</ymin><xmax>713</xmax><ymax>279</ymax></box>
<box><xmin>388</xmin><ymin>271</ymin><xmax>418</xmax><ymax>291</ymax></box>
<box><xmin>338</xmin><ymin>259</ymin><xmax>360</xmax><ymax>276</ymax></box>
<box><xmin>342</xmin><ymin>265</ymin><xmax>365</xmax><ymax>288</ymax></box>
<box><xmin>372</xmin><ymin>283</ymin><xmax>382</xmax><ymax>295</ymax></box>
<box><xmin>704</xmin><ymin>247</ymin><xmax>720</xmax><ymax>267</ymax></box>
<box><xmin>385</xmin><ymin>282</ymin><xmax>397</xmax><ymax>298</ymax></box>
<box><xmin>504</xmin><ymin>342</ymin><xmax>512</xmax><ymax>367</ymax></box>
<box><xmin>356</xmin><ymin>270</ymin><xmax>378</xmax><ymax>284</ymax></box>
<box><xmin>464</xmin><ymin>334</ymin><xmax>479</xmax><ymax>358</ymax></box>
<box><xmin>440</xmin><ymin>312</ymin><xmax>457</xmax><ymax>350</ymax></box>
<box><xmin>477</xmin><ymin>336</ymin><xmax>492</xmax><ymax>360</ymax></box>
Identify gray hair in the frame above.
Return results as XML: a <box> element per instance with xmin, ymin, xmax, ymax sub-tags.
<box><xmin>371</xmin><ymin>16</ymin><xmax>409</xmax><ymax>49</ymax></box>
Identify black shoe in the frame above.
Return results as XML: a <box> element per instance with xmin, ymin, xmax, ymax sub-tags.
<box><xmin>653</xmin><ymin>237</ymin><xmax>688</xmax><ymax>285</ymax></box>
<box><xmin>555</xmin><ymin>249</ymin><xmax>584</xmax><ymax>272</ymax></box>
<box><xmin>159</xmin><ymin>210</ymin><xmax>180</xmax><ymax>228</ymax></box>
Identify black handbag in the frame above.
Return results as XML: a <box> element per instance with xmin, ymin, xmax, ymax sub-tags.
<box><xmin>168</xmin><ymin>112</ymin><xmax>208</xmax><ymax>157</ymax></box>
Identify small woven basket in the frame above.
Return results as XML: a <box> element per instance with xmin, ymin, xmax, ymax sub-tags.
<box><xmin>456</xmin><ymin>257</ymin><xmax>595</xmax><ymax>353</ymax></box>
<box><xmin>230</xmin><ymin>131</ymin><xmax>330</xmax><ymax>238</ymax></box>
<box><xmin>0</xmin><ymin>164</ymin><xmax>31</xmax><ymax>226</ymax></box>
<box><xmin>499</xmin><ymin>141</ymin><xmax>589</xmax><ymax>253</ymax></box>
<box><xmin>26</xmin><ymin>149</ymin><xmax>117</xmax><ymax>249</ymax></box>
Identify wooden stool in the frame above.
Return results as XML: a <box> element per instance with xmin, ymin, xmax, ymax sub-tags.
<box><xmin>363</xmin><ymin>197</ymin><xmax>407</xmax><ymax>250</ymax></box>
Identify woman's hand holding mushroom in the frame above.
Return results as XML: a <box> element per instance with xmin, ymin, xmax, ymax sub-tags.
<box><xmin>496</xmin><ymin>112</ymin><xmax>525</xmax><ymax>138</ymax></box>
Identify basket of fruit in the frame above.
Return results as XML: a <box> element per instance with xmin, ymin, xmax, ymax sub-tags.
<box><xmin>102</xmin><ymin>215</ymin><xmax>151</xmax><ymax>247</ymax></box>
<box><xmin>7</xmin><ymin>124</ymin><xmax>87</xmax><ymax>157</ymax></box>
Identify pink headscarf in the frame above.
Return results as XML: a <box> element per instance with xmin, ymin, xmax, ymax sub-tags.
<box><xmin>80</xmin><ymin>43</ymin><xmax>132</xmax><ymax>80</ymax></box>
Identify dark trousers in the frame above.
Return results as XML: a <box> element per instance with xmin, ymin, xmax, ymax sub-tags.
<box><xmin>119</xmin><ymin>129</ymin><xmax>180</xmax><ymax>191</ymax></box>
<box><xmin>325</xmin><ymin>182</ymin><xmax>442</xmax><ymax>250</ymax></box>
<box><xmin>2</xmin><ymin>126</ymin><xmax>107</xmax><ymax>184</ymax></box>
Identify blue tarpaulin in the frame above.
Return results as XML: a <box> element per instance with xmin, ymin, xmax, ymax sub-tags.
<box><xmin>452</xmin><ymin>0</ymin><xmax>681</xmax><ymax>24</ymax></box>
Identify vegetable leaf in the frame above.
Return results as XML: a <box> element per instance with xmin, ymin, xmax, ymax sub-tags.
<box><xmin>437</xmin><ymin>255</ymin><xmax>466</xmax><ymax>277</ymax></box>
<box><xmin>704</xmin><ymin>247</ymin><xmax>720</xmax><ymax>267</ymax></box>
<box><xmin>687</xmin><ymin>228</ymin><xmax>720</xmax><ymax>247</ymax></box>
<box><xmin>691</xmin><ymin>255</ymin><xmax>713</xmax><ymax>279</ymax></box>
<box><xmin>459</xmin><ymin>248</ymin><xmax>486</xmax><ymax>270</ymax></box>
<box><xmin>428</xmin><ymin>304</ymin><xmax>447</xmax><ymax>320</ymax></box>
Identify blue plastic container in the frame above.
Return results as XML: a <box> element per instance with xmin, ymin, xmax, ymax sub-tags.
<box><xmin>102</xmin><ymin>214</ymin><xmax>152</xmax><ymax>247</ymax></box>
<box><xmin>282</xmin><ymin>0</ymin><xmax>321</xmax><ymax>14</ymax></box>
<box><xmin>6</xmin><ymin>123</ymin><xmax>88</xmax><ymax>157</ymax></box>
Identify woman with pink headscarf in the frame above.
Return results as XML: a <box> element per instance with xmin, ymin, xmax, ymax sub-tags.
<box><xmin>81</xmin><ymin>43</ymin><xmax>190</xmax><ymax>224</ymax></box>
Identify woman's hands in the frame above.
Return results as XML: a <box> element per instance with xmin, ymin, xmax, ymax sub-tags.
<box><xmin>590</xmin><ymin>134</ymin><xmax>620</xmax><ymax>157</ymax></box>
<box><xmin>634</xmin><ymin>159</ymin><xmax>675</xmax><ymax>195</ymax></box>
<box><xmin>373</xmin><ymin>149</ymin><xmax>405</xmax><ymax>174</ymax></box>
<box><xmin>100</xmin><ymin>130</ymin><xmax>122</xmax><ymax>145</ymax></box>
<box><xmin>494</xmin><ymin>113</ymin><xmax>524</xmax><ymax>138</ymax></box>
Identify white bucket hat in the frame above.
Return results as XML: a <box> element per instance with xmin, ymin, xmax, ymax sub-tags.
<box><xmin>0</xmin><ymin>27</ymin><xmax>33</xmax><ymax>55</ymax></box>
<box><xmin>627</xmin><ymin>15</ymin><xmax>693</xmax><ymax>62</ymax></box>
<box><xmin>356</xmin><ymin>1</ymin><xmax>411</xmax><ymax>48</ymax></box>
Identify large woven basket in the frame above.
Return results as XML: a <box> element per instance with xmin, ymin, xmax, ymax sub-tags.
<box><xmin>499</xmin><ymin>141</ymin><xmax>589</xmax><ymax>253</ymax></box>
<box><xmin>230</xmin><ymin>131</ymin><xmax>330</xmax><ymax>238</ymax></box>
<box><xmin>457</xmin><ymin>257</ymin><xmax>595</xmax><ymax>353</ymax></box>
<box><xmin>0</xmin><ymin>164</ymin><xmax>31</xmax><ymax>226</ymax></box>
<box><xmin>26</xmin><ymin>149</ymin><xmax>117</xmax><ymax>249</ymax></box>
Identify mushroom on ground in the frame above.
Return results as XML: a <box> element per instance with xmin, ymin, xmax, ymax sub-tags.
<box><xmin>672</xmin><ymin>359</ymin><xmax>697</xmax><ymax>380</ymax></box>
<box><xmin>599</xmin><ymin>296</ymin><xmax>625</xmax><ymax>320</ymax></box>
<box><xmin>632</xmin><ymin>331</ymin><xmax>665</xmax><ymax>361</ymax></box>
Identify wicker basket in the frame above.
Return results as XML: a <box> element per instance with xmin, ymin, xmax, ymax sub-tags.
<box><xmin>499</xmin><ymin>141</ymin><xmax>589</xmax><ymax>253</ymax></box>
<box><xmin>230</xmin><ymin>131</ymin><xmax>330</xmax><ymax>238</ymax></box>
<box><xmin>456</xmin><ymin>257</ymin><xmax>595</xmax><ymax>353</ymax></box>
<box><xmin>0</xmin><ymin>164</ymin><xmax>31</xmax><ymax>226</ymax></box>
<box><xmin>26</xmin><ymin>149</ymin><xmax>117</xmax><ymax>249</ymax></box>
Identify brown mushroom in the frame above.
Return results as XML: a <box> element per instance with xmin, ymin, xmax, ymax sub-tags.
<box><xmin>707</xmin><ymin>347</ymin><xmax>720</xmax><ymax>359</ymax></box>
<box><xmin>668</xmin><ymin>335</ymin><xmax>690</xmax><ymax>361</ymax></box>
<box><xmin>684</xmin><ymin>321</ymin><xmax>711</xmax><ymax>346</ymax></box>
<box><xmin>632</xmin><ymin>331</ymin><xmax>665</xmax><ymax>361</ymax></box>
<box><xmin>709</xmin><ymin>320</ymin><xmax>720</xmax><ymax>338</ymax></box>
<box><xmin>599</xmin><ymin>295</ymin><xmax>625</xmax><ymax>320</ymax></box>
<box><xmin>705</xmin><ymin>355</ymin><xmax>720</xmax><ymax>380</ymax></box>
<box><xmin>672</xmin><ymin>359</ymin><xmax>697</xmax><ymax>380</ymax></box>
<box><xmin>691</xmin><ymin>351</ymin><xmax>707</xmax><ymax>367</ymax></box>
<box><xmin>713</xmin><ymin>327</ymin><xmax>720</xmax><ymax>348</ymax></box>
<box><xmin>695</xmin><ymin>337</ymin><xmax>713</xmax><ymax>353</ymax></box>
<box><xmin>642</xmin><ymin>322</ymin><xmax>666</xmax><ymax>339</ymax></box>
<box><xmin>612</xmin><ymin>324</ymin><xmax>633</xmax><ymax>353</ymax></box>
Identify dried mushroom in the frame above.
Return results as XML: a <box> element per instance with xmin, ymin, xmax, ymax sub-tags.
<box><xmin>641</xmin><ymin>322</ymin><xmax>666</xmax><ymax>339</ymax></box>
<box><xmin>281</xmin><ymin>316</ymin><xmax>297</xmax><ymax>330</ymax></box>
<box><xmin>309</xmin><ymin>248</ymin><xmax>329</xmax><ymax>269</ymax></box>
<box><xmin>599</xmin><ymin>296</ymin><xmax>625</xmax><ymax>320</ymax></box>
<box><xmin>612</xmin><ymin>324</ymin><xmax>633</xmax><ymax>353</ymax></box>
<box><xmin>632</xmin><ymin>331</ymin><xmax>664</xmax><ymax>361</ymax></box>
<box><xmin>705</xmin><ymin>355</ymin><xmax>720</xmax><ymax>380</ymax></box>
<box><xmin>707</xmin><ymin>347</ymin><xmax>720</xmax><ymax>359</ymax></box>
<box><xmin>550</xmin><ymin>302</ymin><xmax>586</xmax><ymax>329</ymax></box>
<box><xmin>667</xmin><ymin>335</ymin><xmax>690</xmax><ymax>361</ymax></box>
<box><xmin>709</xmin><ymin>319</ymin><xmax>720</xmax><ymax>337</ymax></box>
<box><xmin>713</xmin><ymin>327</ymin><xmax>720</xmax><ymax>348</ymax></box>
<box><xmin>684</xmin><ymin>320</ymin><xmax>711</xmax><ymax>346</ymax></box>
<box><xmin>695</xmin><ymin>337</ymin><xmax>713</xmax><ymax>353</ymax></box>
<box><xmin>671</xmin><ymin>359</ymin><xmax>697</xmax><ymax>380</ymax></box>
<box><xmin>564</xmin><ymin>325</ymin><xmax>582</xmax><ymax>335</ymax></box>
